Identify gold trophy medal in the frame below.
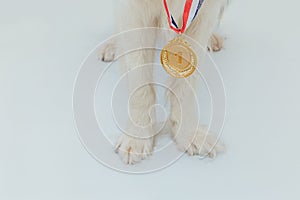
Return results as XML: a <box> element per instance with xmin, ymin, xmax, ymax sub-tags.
<box><xmin>160</xmin><ymin>37</ymin><xmax>197</xmax><ymax>78</ymax></box>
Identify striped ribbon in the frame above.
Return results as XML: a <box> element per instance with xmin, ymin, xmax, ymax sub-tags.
<box><xmin>163</xmin><ymin>0</ymin><xmax>204</xmax><ymax>34</ymax></box>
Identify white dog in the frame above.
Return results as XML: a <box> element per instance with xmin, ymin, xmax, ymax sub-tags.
<box><xmin>100</xmin><ymin>0</ymin><xmax>227</xmax><ymax>164</ymax></box>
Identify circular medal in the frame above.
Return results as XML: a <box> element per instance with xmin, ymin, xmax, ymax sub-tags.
<box><xmin>160</xmin><ymin>37</ymin><xmax>197</xmax><ymax>78</ymax></box>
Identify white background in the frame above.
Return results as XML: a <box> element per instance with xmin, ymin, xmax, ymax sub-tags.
<box><xmin>1</xmin><ymin>0</ymin><xmax>300</xmax><ymax>199</ymax></box>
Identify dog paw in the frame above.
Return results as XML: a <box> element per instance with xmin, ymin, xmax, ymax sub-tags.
<box><xmin>115</xmin><ymin>135</ymin><xmax>154</xmax><ymax>164</ymax></box>
<box><xmin>208</xmin><ymin>34</ymin><xmax>224</xmax><ymax>52</ymax></box>
<box><xmin>175</xmin><ymin>129</ymin><xmax>225</xmax><ymax>159</ymax></box>
<box><xmin>99</xmin><ymin>42</ymin><xmax>116</xmax><ymax>62</ymax></box>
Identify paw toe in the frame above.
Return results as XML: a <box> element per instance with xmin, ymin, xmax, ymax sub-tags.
<box><xmin>209</xmin><ymin>34</ymin><xmax>224</xmax><ymax>52</ymax></box>
<box><xmin>115</xmin><ymin>135</ymin><xmax>153</xmax><ymax>164</ymax></box>
<box><xmin>99</xmin><ymin>43</ymin><xmax>116</xmax><ymax>62</ymax></box>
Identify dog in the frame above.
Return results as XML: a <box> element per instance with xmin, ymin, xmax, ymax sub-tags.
<box><xmin>99</xmin><ymin>0</ymin><xmax>227</xmax><ymax>164</ymax></box>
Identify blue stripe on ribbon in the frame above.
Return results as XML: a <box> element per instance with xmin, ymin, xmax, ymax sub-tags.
<box><xmin>193</xmin><ymin>0</ymin><xmax>204</xmax><ymax>20</ymax></box>
<box><xmin>171</xmin><ymin>15</ymin><xmax>179</xmax><ymax>28</ymax></box>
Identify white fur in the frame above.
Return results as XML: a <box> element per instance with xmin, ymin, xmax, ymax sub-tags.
<box><xmin>101</xmin><ymin>0</ymin><xmax>227</xmax><ymax>164</ymax></box>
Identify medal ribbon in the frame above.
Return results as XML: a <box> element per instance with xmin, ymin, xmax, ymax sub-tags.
<box><xmin>163</xmin><ymin>0</ymin><xmax>204</xmax><ymax>34</ymax></box>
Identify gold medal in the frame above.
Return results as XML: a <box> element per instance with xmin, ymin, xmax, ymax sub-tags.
<box><xmin>160</xmin><ymin>37</ymin><xmax>197</xmax><ymax>78</ymax></box>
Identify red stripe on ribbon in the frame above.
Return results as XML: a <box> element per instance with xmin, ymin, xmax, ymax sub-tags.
<box><xmin>163</xmin><ymin>0</ymin><xmax>194</xmax><ymax>34</ymax></box>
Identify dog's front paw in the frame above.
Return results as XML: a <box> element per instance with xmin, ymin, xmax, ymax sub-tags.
<box><xmin>175</xmin><ymin>129</ymin><xmax>225</xmax><ymax>159</ymax></box>
<box><xmin>208</xmin><ymin>34</ymin><xmax>224</xmax><ymax>52</ymax></box>
<box><xmin>115</xmin><ymin>134</ymin><xmax>154</xmax><ymax>164</ymax></box>
<box><xmin>99</xmin><ymin>42</ymin><xmax>116</xmax><ymax>62</ymax></box>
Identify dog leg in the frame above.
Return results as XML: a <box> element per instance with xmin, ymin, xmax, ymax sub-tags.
<box><xmin>168</xmin><ymin>0</ymin><xmax>226</xmax><ymax>158</ymax></box>
<box><xmin>168</xmin><ymin>76</ymin><xmax>224</xmax><ymax>158</ymax></box>
<box><xmin>115</xmin><ymin>63</ymin><xmax>157</xmax><ymax>164</ymax></box>
<box><xmin>114</xmin><ymin>1</ymin><xmax>159</xmax><ymax>164</ymax></box>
